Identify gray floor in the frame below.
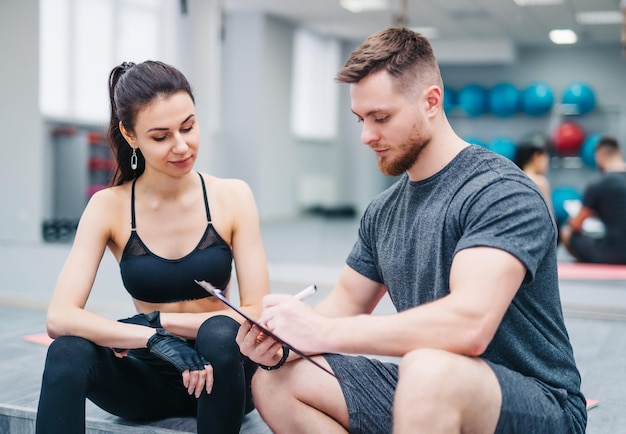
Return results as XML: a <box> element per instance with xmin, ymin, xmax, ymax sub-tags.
<box><xmin>1</xmin><ymin>214</ymin><xmax>625</xmax><ymax>433</ymax></box>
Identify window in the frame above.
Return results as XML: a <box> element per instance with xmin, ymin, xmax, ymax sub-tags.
<box><xmin>290</xmin><ymin>28</ymin><xmax>340</xmax><ymax>141</ymax></box>
<box><xmin>39</xmin><ymin>0</ymin><xmax>177</xmax><ymax>123</ymax></box>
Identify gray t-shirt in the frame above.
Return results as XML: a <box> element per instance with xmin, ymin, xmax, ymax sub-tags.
<box><xmin>347</xmin><ymin>145</ymin><xmax>585</xmax><ymax>425</ymax></box>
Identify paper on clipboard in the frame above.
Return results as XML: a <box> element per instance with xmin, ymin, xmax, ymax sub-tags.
<box><xmin>194</xmin><ymin>280</ymin><xmax>341</xmax><ymax>381</ymax></box>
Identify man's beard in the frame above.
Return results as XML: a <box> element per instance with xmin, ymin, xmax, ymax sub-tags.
<box><xmin>377</xmin><ymin>134</ymin><xmax>429</xmax><ymax>177</ymax></box>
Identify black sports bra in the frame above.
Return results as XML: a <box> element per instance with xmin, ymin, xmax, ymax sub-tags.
<box><xmin>119</xmin><ymin>173</ymin><xmax>233</xmax><ymax>303</ymax></box>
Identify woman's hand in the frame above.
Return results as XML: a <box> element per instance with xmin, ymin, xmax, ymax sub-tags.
<box><xmin>111</xmin><ymin>348</ymin><xmax>128</xmax><ymax>358</ymax></box>
<box><xmin>146</xmin><ymin>328</ymin><xmax>213</xmax><ymax>397</ymax></box>
<box><xmin>183</xmin><ymin>364</ymin><xmax>214</xmax><ymax>398</ymax></box>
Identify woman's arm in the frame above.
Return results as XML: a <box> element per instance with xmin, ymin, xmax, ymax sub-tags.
<box><xmin>46</xmin><ymin>188</ymin><xmax>155</xmax><ymax>349</ymax></box>
<box><xmin>229</xmin><ymin>179</ymin><xmax>271</xmax><ymax>319</ymax></box>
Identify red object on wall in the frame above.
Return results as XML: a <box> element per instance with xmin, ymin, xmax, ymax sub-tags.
<box><xmin>553</xmin><ymin>121</ymin><xmax>585</xmax><ymax>156</ymax></box>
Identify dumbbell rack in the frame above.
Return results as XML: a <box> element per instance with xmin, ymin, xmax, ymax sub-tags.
<box><xmin>43</xmin><ymin>123</ymin><xmax>113</xmax><ymax>242</ymax></box>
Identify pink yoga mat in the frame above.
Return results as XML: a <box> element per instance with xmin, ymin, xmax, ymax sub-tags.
<box><xmin>586</xmin><ymin>399</ymin><xmax>599</xmax><ymax>410</ymax></box>
<box><xmin>558</xmin><ymin>262</ymin><xmax>626</xmax><ymax>280</ymax></box>
<box><xmin>22</xmin><ymin>333</ymin><xmax>54</xmax><ymax>346</ymax></box>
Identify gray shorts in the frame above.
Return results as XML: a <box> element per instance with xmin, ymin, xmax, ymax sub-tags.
<box><xmin>323</xmin><ymin>353</ymin><xmax>585</xmax><ymax>434</ymax></box>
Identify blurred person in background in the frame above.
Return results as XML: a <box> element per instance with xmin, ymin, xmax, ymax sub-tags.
<box><xmin>561</xmin><ymin>136</ymin><xmax>626</xmax><ymax>264</ymax></box>
<box><xmin>514</xmin><ymin>135</ymin><xmax>553</xmax><ymax>213</ymax></box>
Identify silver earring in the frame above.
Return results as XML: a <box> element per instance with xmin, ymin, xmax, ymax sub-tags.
<box><xmin>130</xmin><ymin>148</ymin><xmax>138</xmax><ymax>170</ymax></box>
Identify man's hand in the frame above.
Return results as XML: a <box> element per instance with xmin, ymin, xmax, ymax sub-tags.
<box><xmin>236</xmin><ymin>320</ymin><xmax>285</xmax><ymax>367</ymax></box>
<box><xmin>236</xmin><ymin>293</ymin><xmax>330</xmax><ymax>366</ymax></box>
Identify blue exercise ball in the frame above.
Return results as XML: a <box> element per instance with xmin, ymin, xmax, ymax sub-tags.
<box><xmin>457</xmin><ymin>84</ymin><xmax>488</xmax><ymax>117</ymax></box>
<box><xmin>443</xmin><ymin>85</ymin><xmax>456</xmax><ymax>114</ymax></box>
<box><xmin>489</xmin><ymin>137</ymin><xmax>517</xmax><ymax>160</ymax></box>
<box><xmin>551</xmin><ymin>186</ymin><xmax>582</xmax><ymax>225</ymax></box>
<box><xmin>562</xmin><ymin>82</ymin><xmax>596</xmax><ymax>115</ymax></box>
<box><xmin>521</xmin><ymin>82</ymin><xmax>554</xmax><ymax>116</ymax></box>
<box><xmin>489</xmin><ymin>83</ymin><xmax>521</xmax><ymax>117</ymax></box>
<box><xmin>580</xmin><ymin>132</ymin><xmax>603</xmax><ymax>169</ymax></box>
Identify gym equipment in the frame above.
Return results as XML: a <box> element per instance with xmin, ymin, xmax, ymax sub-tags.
<box><xmin>443</xmin><ymin>85</ymin><xmax>456</xmax><ymax>114</ymax></box>
<box><xmin>488</xmin><ymin>82</ymin><xmax>521</xmax><ymax>117</ymax></box>
<box><xmin>41</xmin><ymin>218</ymin><xmax>79</xmax><ymax>243</ymax></box>
<box><xmin>521</xmin><ymin>82</ymin><xmax>554</xmax><ymax>116</ymax></box>
<box><xmin>580</xmin><ymin>132</ymin><xmax>603</xmax><ymax>168</ymax></box>
<box><xmin>561</xmin><ymin>82</ymin><xmax>596</xmax><ymax>115</ymax></box>
<box><xmin>457</xmin><ymin>84</ymin><xmax>487</xmax><ymax>117</ymax></box>
<box><xmin>489</xmin><ymin>137</ymin><xmax>517</xmax><ymax>160</ymax></box>
<box><xmin>551</xmin><ymin>186</ymin><xmax>582</xmax><ymax>225</ymax></box>
<box><xmin>553</xmin><ymin>121</ymin><xmax>585</xmax><ymax>156</ymax></box>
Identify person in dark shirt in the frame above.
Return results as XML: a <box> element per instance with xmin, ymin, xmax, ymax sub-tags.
<box><xmin>36</xmin><ymin>61</ymin><xmax>270</xmax><ymax>433</ymax></box>
<box><xmin>236</xmin><ymin>27</ymin><xmax>586</xmax><ymax>434</ymax></box>
<box><xmin>561</xmin><ymin>136</ymin><xmax>626</xmax><ymax>264</ymax></box>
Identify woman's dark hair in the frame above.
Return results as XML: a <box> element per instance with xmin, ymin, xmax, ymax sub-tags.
<box><xmin>107</xmin><ymin>60</ymin><xmax>195</xmax><ymax>186</ymax></box>
<box><xmin>514</xmin><ymin>135</ymin><xmax>549</xmax><ymax>169</ymax></box>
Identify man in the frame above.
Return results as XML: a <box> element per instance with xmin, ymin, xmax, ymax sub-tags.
<box><xmin>561</xmin><ymin>136</ymin><xmax>626</xmax><ymax>264</ymax></box>
<box><xmin>237</xmin><ymin>27</ymin><xmax>586</xmax><ymax>433</ymax></box>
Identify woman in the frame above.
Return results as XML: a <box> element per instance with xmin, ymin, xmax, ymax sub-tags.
<box><xmin>36</xmin><ymin>61</ymin><xmax>270</xmax><ymax>433</ymax></box>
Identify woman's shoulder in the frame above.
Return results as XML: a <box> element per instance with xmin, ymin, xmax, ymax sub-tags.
<box><xmin>73</xmin><ymin>184</ymin><xmax>132</xmax><ymax>252</ymax></box>
<box><xmin>87</xmin><ymin>183</ymin><xmax>131</xmax><ymax>206</ymax></box>
<box><xmin>80</xmin><ymin>184</ymin><xmax>131</xmax><ymax>227</ymax></box>
<box><xmin>199</xmin><ymin>173</ymin><xmax>253</xmax><ymax>197</ymax></box>
<box><xmin>199</xmin><ymin>174</ymin><xmax>258</xmax><ymax>223</ymax></box>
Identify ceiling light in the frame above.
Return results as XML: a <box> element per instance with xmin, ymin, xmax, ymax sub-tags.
<box><xmin>340</xmin><ymin>0</ymin><xmax>388</xmax><ymax>13</ymax></box>
<box><xmin>514</xmin><ymin>0</ymin><xmax>563</xmax><ymax>6</ymax></box>
<box><xmin>576</xmin><ymin>11</ymin><xmax>623</xmax><ymax>25</ymax></box>
<box><xmin>549</xmin><ymin>29</ymin><xmax>578</xmax><ymax>44</ymax></box>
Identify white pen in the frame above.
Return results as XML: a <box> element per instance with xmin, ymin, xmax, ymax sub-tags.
<box><xmin>294</xmin><ymin>284</ymin><xmax>317</xmax><ymax>301</ymax></box>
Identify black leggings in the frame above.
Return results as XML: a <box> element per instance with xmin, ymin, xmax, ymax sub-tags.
<box><xmin>36</xmin><ymin>315</ymin><xmax>257</xmax><ymax>434</ymax></box>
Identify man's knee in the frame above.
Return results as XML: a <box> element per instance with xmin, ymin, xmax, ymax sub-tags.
<box><xmin>251</xmin><ymin>360</ymin><xmax>308</xmax><ymax>417</ymax></box>
<box><xmin>251</xmin><ymin>367</ymin><xmax>283</xmax><ymax>406</ymax></box>
<box><xmin>396</xmin><ymin>349</ymin><xmax>501</xmax><ymax>433</ymax></box>
<box><xmin>398</xmin><ymin>348</ymin><xmax>457</xmax><ymax>387</ymax></box>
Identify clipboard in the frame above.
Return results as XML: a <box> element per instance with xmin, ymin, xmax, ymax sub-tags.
<box><xmin>194</xmin><ymin>280</ymin><xmax>341</xmax><ymax>381</ymax></box>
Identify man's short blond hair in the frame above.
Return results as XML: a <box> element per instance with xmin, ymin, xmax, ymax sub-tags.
<box><xmin>336</xmin><ymin>27</ymin><xmax>443</xmax><ymax>95</ymax></box>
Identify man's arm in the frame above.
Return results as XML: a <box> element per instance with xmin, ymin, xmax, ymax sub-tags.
<box><xmin>568</xmin><ymin>205</ymin><xmax>595</xmax><ymax>232</ymax></box>
<box><xmin>314</xmin><ymin>265</ymin><xmax>388</xmax><ymax>318</ymax></box>
<box><xmin>251</xmin><ymin>246</ymin><xmax>525</xmax><ymax>358</ymax></box>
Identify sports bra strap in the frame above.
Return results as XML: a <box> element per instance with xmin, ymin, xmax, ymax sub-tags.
<box><xmin>198</xmin><ymin>172</ymin><xmax>211</xmax><ymax>222</ymax></box>
<box><xmin>129</xmin><ymin>172</ymin><xmax>210</xmax><ymax>230</ymax></box>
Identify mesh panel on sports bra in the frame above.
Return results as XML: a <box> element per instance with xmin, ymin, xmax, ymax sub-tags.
<box><xmin>198</xmin><ymin>228</ymin><xmax>222</xmax><ymax>251</ymax></box>
<box><xmin>124</xmin><ymin>233</ymin><xmax>148</xmax><ymax>257</ymax></box>
<box><xmin>124</xmin><ymin>228</ymin><xmax>223</xmax><ymax>257</ymax></box>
